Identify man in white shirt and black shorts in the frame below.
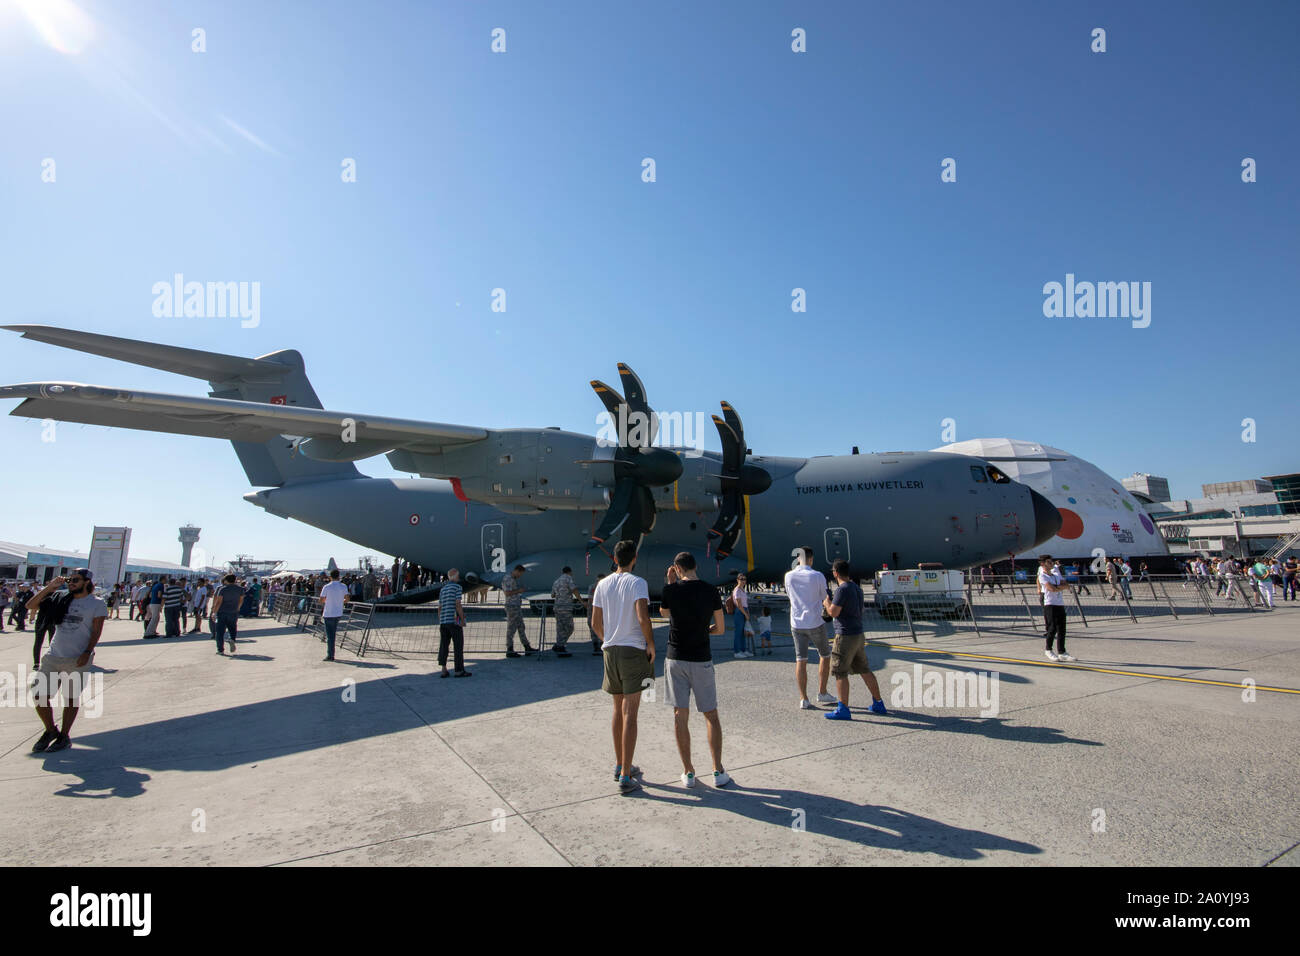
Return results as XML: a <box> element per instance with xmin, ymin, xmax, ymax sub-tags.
<box><xmin>784</xmin><ymin>546</ymin><xmax>837</xmax><ymax>710</ymax></box>
<box><xmin>661</xmin><ymin>551</ymin><xmax>730</xmax><ymax>789</ymax></box>
<box><xmin>591</xmin><ymin>540</ymin><xmax>655</xmax><ymax>794</ymax></box>
<box><xmin>1039</xmin><ymin>556</ymin><xmax>1073</xmax><ymax>662</ymax></box>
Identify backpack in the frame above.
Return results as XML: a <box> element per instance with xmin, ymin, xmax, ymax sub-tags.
<box><xmin>724</xmin><ymin>594</ymin><xmax>736</xmax><ymax>614</ymax></box>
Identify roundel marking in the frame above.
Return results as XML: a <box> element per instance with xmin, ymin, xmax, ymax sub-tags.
<box><xmin>1056</xmin><ymin>507</ymin><xmax>1085</xmax><ymax>540</ymax></box>
<box><xmin>409</xmin><ymin>514</ymin><xmax>420</xmax><ymax>526</ymax></box>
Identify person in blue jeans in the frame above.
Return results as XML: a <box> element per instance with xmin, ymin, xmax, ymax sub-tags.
<box><xmin>208</xmin><ymin>573</ymin><xmax>245</xmax><ymax>655</ymax></box>
<box><xmin>730</xmin><ymin>574</ymin><xmax>751</xmax><ymax>658</ymax></box>
<box><xmin>319</xmin><ymin>569</ymin><xmax>348</xmax><ymax>662</ymax></box>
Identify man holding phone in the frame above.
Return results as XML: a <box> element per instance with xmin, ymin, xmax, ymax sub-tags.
<box><xmin>822</xmin><ymin>559</ymin><xmax>888</xmax><ymax>720</ymax></box>
<box><xmin>28</xmin><ymin>569</ymin><xmax>106</xmax><ymax>753</ymax></box>
<box><xmin>784</xmin><ymin>546</ymin><xmax>837</xmax><ymax>710</ymax></box>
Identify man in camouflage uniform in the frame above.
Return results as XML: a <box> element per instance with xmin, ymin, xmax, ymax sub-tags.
<box><xmin>551</xmin><ymin>566</ymin><xmax>577</xmax><ymax>658</ymax></box>
<box><xmin>503</xmin><ymin>565</ymin><xmax>535</xmax><ymax>658</ymax></box>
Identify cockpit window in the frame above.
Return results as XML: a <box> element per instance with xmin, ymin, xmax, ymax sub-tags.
<box><xmin>970</xmin><ymin>466</ymin><xmax>987</xmax><ymax>483</ymax></box>
<box><xmin>986</xmin><ymin>467</ymin><xmax>1011</xmax><ymax>484</ymax></box>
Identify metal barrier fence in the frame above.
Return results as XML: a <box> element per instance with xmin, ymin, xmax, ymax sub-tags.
<box><xmin>262</xmin><ymin>573</ymin><xmax>1277</xmax><ymax>656</ymax></box>
<box><xmin>267</xmin><ymin>592</ymin><xmax>592</xmax><ymax>658</ymax></box>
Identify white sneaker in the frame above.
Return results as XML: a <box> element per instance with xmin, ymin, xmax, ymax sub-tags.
<box><xmin>681</xmin><ymin>772</ymin><xmax>696</xmax><ymax>788</ymax></box>
<box><xmin>1057</xmin><ymin>653</ymin><xmax>1075</xmax><ymax>662</ymax></box>
<box><xmin>713</xmin><ymin>770</ymin><xmax>732</xmax><ymax>787</ymax></box>
<box><xmin>1045</xmin><ymin>649</ymin><xmax>1059</xmax><ymax>662</ymax></box>
<box><xmin>799</xmin><ymin>698</ymin><xmax>813</xmax><ymax>710</ymax></box>
<box><xmin>816</xmin><ymin>692</ymin><xmax>838</xmax><ymax>704</ymax></box>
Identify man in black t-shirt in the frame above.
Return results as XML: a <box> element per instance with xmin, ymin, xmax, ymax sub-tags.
<box><xmin>660</xmin><ymin>551</ymin><xmax>731</xmax><ymax>789</ymax></box>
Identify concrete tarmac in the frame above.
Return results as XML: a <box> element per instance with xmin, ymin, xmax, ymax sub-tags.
<box><xmin>1</xmin><ymin>605</ymin><xmax>1296</xmax><ymax>866</ymax></box>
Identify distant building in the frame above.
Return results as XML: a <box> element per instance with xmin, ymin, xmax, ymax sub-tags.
<box><xmin>1263</xmin><ymin>473</ymin><xmax>1300</xmax><ymax>516</ymax></box>
<box><xmin>1122</xmin><ymin>473</ymin><xmax>1170</xmax><ymax>502</ymax></box>
<box><xmin>1202</xmin><ymin>479</ymin><xmax>1272</xmax><ymax>498</ymax></box>
<box><xmin>0</xmin><ymin>537</ymin><xmax>213</xmax><ymax>584</ymax></box>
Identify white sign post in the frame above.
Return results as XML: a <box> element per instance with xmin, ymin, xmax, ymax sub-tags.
<box><xmin>88</xmin><ymin>527</ymin><xmax>131</xmax><ymax>587</ymax></box>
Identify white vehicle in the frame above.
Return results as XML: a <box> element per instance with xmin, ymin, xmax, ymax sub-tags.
<box><xmin>873</xmin><ymin>566</ymin><xmax>968</xmax><ymax>619</ymax></box>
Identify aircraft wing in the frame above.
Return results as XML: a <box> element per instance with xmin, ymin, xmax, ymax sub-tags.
<box><xmin>0</xmin><ymin>382</ymin><xmax>487</xmax><ymax>459</ymax></box>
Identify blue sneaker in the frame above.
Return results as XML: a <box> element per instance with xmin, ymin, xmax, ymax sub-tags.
<box><xmin>870</xmin><ymin>699</ymin><xmax>889</xmax><ymax>716</ymax></box>
<box><xmin>824</xmin><ymin>703</ymin><xmax>851</xmax><ymax>720</ymax></box>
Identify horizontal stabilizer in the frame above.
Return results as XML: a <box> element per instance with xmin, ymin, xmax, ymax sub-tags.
<box><xmin>1</xmin><ymin>381</ymin><xmax>488</xmax><ymax>454</ymax></box>
<box><xmin>3</xmin><ymin>324</ymin><xmax>289</xmax><ymax>384</ymax></box>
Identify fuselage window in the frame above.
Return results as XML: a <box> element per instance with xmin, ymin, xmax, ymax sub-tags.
<box><xmin>970</xmin><ymin>466</ymin><xmax>987</xmax><ymax>483</ymax></box>
<box><xmin>986</xmin><ymin>467</ymin><xmax>1010</xmax><ymax>484</ymax></box>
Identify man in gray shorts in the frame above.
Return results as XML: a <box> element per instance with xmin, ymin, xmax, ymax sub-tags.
<box><xmin>784</xmin><ymin>546</ymin><xmax>837</xmax><ymax>710</ymax></box>
<box><xmin>28</xmin><ymin>569</ymin><xmax>107</xmax><ymax>753</ymax></box>
<box><xmin>661</xmin><ymin>551</ymin><xmax>731</xmax><ymax>789</ymax></box>
<box><xmin>592</xmin><ymin>540</ymin><xmax>655</xmax><ymax>793</ymax></box>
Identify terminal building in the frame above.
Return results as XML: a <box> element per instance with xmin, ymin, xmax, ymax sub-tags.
<box><xmin>0</xmin><ymin>537</ymin><xmax>219</xmax><ymax>585</ymax></box>
<box><xmin>1122</xmin><ymin>473</ymin><xmax>1171</xmax><ymax>502</ymax></box>
<box><xmin>1130</xmin><ymin>473</ymin><xmax>1300</xmax><ymax>559</ymax></box>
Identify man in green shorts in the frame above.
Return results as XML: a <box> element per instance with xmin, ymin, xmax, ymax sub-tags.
<box><xmin>591</xmin><ymin>540</ymin><xmax>655</xmax><ymax>793</ymax></box>
<box><xmin>822</xmin><ymin>558</ymin><xmax>888</xmax><ymax>720</ymax></box>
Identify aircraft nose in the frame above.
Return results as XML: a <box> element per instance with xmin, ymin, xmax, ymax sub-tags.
<box><xmin>1030</xmin><ymin>490</ymin><xmax>1062</xmax><ymax>546</ymax></box>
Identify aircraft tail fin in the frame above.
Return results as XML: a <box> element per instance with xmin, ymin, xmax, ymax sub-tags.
<box><xmin>4</xmin><ymin>325</ymin><xmax>359</xmax><ymax>487</ymax></box>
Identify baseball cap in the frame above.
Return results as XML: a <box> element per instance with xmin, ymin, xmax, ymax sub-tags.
<box><xmin>72</xmin><ymin>568</ymin><xmax>93</xmax><ymax>581</ymax></box>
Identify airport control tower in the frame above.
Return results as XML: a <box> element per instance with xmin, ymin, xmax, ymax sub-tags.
<box><xmin>179</xmin><ymin>524</ymin><xmax>201</xmax><ymax>568</ymax></box>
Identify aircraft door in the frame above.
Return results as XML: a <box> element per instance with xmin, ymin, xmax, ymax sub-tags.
<box><xmin>481</xmin><ymin>523</ymin><xmax>506</xmax><ymax>573</ymax></box>
<box><xmin>824</xmin><ymin>527</ymin><xmax>850</xmax><ymax>567</ymax></box>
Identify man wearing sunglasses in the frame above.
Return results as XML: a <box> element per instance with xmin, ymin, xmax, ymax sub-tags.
<box><xmin>27</xmin><ymin>569</ymin><xmax>107</xmax><ymax>754</ymax></box>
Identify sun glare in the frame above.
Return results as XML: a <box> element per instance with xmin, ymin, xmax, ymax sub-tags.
<box><xmin>11</xmin><ymin>0</ymin><xmax>94</xmax><ymax>56</ymax></box>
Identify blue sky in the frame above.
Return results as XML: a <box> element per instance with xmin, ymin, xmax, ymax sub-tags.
<box><xmin>1</xmin><ymin>0</ymin><xmax>1296</xmax><ymax>568</ymax></box>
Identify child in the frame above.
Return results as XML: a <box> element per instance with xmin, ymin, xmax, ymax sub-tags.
<box><xmin>756</xmin><ymin>605</ymin><xmax>773</xmax><ymax>656</ymax></box>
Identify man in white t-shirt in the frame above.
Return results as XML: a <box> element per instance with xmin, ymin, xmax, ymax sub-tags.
<box><xmin>28</xmin><ymin>568</ymin><xmax>107</xmax><ymax>753</ymax></box>
<box><xmin>320</xmin><ymin>569</ymin><xmax>349</xmax><ymax>662</ymax></box>
<box><xmin>591</xmin><ymin>540</ymin><xmax>655</xmax><ymax>794</ymax></box>
<box><xmin>784</xmin><ymin>546</ymin><xmax>837</xmax><ymax>710</ymax></box>
<box><xmin>188</xmin><ymin>578</ymin><xmax>210</xmax><ymax>634</ymax></box>
<box><xmin>1038</xmin><ymin>556</ymin><xmax>1073</xmax><ymax>662</ymax></box>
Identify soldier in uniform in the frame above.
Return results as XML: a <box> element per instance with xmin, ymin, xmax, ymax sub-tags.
<box><xmin>551</xmin><ymin>566</ymin><xmax>577</xmax><ymax>658</ymax></box>
<box><xmin>503</xmin><ymin>565</ymin><xmax>535</xmax><ymax>658</ymax></box>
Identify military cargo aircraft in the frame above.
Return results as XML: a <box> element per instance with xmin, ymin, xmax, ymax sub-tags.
<box><xmin>1</xmin><ymin>325</ymin><xmax>1061</xmax><ymax>596</ymax></box>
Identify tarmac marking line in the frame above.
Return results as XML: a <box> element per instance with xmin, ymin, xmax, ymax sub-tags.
<box><xmin>862</xmin><ymin>640</ymin><xmax>1300</xmax><ymax>695</ymax></box>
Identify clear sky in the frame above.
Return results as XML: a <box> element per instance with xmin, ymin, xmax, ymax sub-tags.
<box><xmin>1</xmin><ymin>0</ymin><xmax>1296</xmax><ymax>569</ymax></box>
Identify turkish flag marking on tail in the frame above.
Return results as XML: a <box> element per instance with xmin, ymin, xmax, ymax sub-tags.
<box><xmin>270</xmin><ymin>395</ymin><xmax>288</xmax><ymax>405</ymax></box>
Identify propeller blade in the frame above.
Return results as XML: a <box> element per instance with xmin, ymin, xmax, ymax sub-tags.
<box><xmin>617</xmin><ymin>363</ymin><xmax>658</xmax><ymax>447</ymax></box>
<box><xmin>715</xmin><ymin>522</ymin><xmax>743</xmax><ymax>559</ymax></box>
<box><xmin>588</xmin><ymin>478</ymin><xmax>636</xmax><ymax>548</ymax></box>
<box><xmin>719</xmin><ymin>400</ymin><xmax>745</xmax><ymax>452</ymax></box>
<box><xmin>712</xmin><ymin>414</ymin><xmax>742</xmax><ymax>479</ymax></box>
<box><xmin>590</xmin><ymin>379</ymin><xmax>626</xmax><ymax>420</ymax></box>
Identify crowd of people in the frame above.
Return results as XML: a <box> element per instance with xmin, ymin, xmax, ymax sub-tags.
<box><xmin>1178</xmin><ymin>554</ymin><xmax>1295</xmax><ymax>608</ymax></box>
<box><xmin>11</xmin><ymin>545</ymin><xmax>1294</xmax><ymax>766</ymax></box>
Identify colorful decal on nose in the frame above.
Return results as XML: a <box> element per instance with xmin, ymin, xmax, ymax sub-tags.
<box><xmin>1056</xmin><ymin>508</ymin><xmax>1084</xmax><ymax>540</ymax></box>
